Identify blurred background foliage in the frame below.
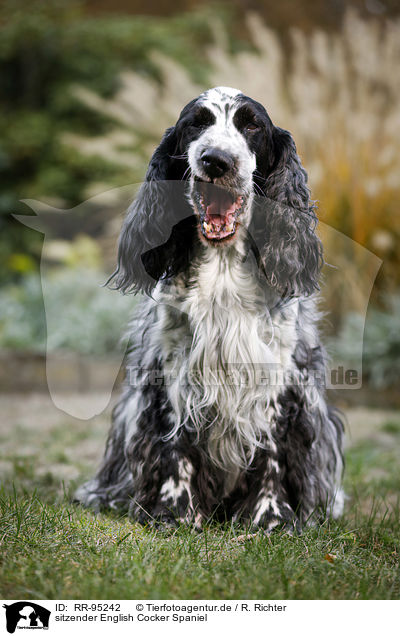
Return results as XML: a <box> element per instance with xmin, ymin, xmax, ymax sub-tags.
<box><xmin>0</xmin><ymin>268</ymin><xmax>132</xmax><ymax>354</ymax></box>
<box><xmin>0</xmin><ymin>0</ymin><xmax>399</xmax><ymax>392</ymax></box>
<box><xmin>0</xmin><ymin>0</ymin><xmax>220</xmax><ymax>283</ymax></box>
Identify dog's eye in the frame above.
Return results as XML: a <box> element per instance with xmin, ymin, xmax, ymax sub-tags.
<box><xmin>245</xmin><ymin>122</ymin><xmax>260</xmax><ymax>132</ymax></box>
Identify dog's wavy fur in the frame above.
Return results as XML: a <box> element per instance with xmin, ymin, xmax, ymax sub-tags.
<box><xmin>75</xmin><ymin>87</ymin><xmax>344</xmax><ymax>531</ymax></box>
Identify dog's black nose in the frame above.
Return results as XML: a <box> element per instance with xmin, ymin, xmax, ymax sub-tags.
<box><xmin>200</xmin><ymin>149</ymin><xmax>234</xmax><ymax>179</ymax></box>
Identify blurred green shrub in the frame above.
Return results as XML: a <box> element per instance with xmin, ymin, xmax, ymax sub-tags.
<box><xmin>0</xmin><ymin>0</ymin><xmax>222</xmax><ymax>285</ymax></box>
<box><xmin>0</xmin><ymin>268</ymin><xmax>135</xmax><ymax>355</ymax></box>
<box><xmin>329</xmin><ymin>294</ymin><xmax>400</xmax><ymax>389</ymax></box>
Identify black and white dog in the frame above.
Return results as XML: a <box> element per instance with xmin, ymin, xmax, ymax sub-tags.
<box><xmin>75</xmin><ymin>86</ymin><xmax>344</xmax><ymax>531</ymax></box>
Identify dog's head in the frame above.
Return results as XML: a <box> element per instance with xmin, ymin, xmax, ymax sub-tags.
<box><xmin>112</xmin><ymin>86</ymin><xmax>322</xmax><ymax>297</ymax></box>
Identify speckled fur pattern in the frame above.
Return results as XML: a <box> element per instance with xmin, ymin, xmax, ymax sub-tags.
<box><xmin>75</xmin><ymin>87</ymin><xmax>344</xmax><ymax>531</ymax></box>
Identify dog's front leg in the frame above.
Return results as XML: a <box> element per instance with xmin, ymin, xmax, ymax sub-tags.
<box><xmin>127</xmin><ymin>434</ymin><xmax>201</xmax><ymax>527</ymax></box>
<box><xmin>235</xmin><ymin>454</ymin><xmax>297</xmax><ymax>533</ymax></box>
<box><xmin>154</xmin><ymin>456</ymin><xmax>201</xmax><ymax>527</ymax></box>
<box><xmin>250</xmin><ymin>485</ymin><xmax>296</xmax><ymax>533</ymax></box>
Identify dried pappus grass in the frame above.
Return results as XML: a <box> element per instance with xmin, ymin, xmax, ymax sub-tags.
<box><xmin>65</xmin><ymin>9</ymin><xmax>400</xmax><ymax>308</ymax></box>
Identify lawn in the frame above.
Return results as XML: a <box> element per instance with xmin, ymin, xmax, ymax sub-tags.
<box><xmin>0</xmin><ymin>394</ymin><xmax>399</xmax><ymax>600</ymax></box>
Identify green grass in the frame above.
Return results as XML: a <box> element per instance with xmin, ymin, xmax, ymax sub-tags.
<box><xmin>0</xmin><ymin>412</ymin><xmax>399</xmax><ymax>600</ymax></box>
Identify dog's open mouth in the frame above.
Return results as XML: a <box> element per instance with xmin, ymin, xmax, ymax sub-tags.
<box><xmin>192</xmin><ymin>178</ymin><xmax>246</xmax><ymax>242</ymax></box>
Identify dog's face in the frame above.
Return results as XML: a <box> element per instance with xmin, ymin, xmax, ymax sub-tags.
<box><xmin>174</xmin><ymin>87</ymin><xmax>275</xmax><ymax>244</ymax></box>
<box><xmin>113</xmin><ymin>85</ymin><xmax>322</xmax><ymax>297</ymax></box>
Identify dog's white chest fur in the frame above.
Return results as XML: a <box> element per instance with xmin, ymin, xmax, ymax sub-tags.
<box><xmin>160</xmin><ymin>246</ymin><xmax>299</xmax><ymax>475</ymax></box>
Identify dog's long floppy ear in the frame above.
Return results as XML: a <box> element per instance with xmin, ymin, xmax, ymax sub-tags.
<box><xmin>109</xmin><ymin>126</ymin><xmax>196</xmax><ymax>295</ymax></box>
<box><xmin>250</xmin><ymin>127</ymin><xmax>323</xmax><ymax>298</ymax></box>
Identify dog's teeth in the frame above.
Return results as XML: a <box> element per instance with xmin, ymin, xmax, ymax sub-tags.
<box><xmin>203</xmin><ymin>221</ymin><xmax>212</xmax><ymax>233</ymax></box>
<box><xmin>226</xmin><ymin>222</ymin><xmax>234</xmax><ymax>232</ymax></box>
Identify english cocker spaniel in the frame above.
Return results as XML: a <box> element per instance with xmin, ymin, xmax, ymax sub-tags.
<box><xmin>75</xmin><ymin>86</ymin><xmax>344</xmax><ymax>531</ymax></box>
